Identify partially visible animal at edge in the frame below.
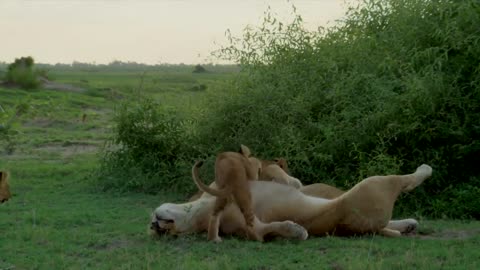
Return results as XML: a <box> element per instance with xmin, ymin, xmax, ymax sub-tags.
<box><xmin>0</xmin><ymin>171</ymin><xmax>11</xmax><ymax>203</ymax></box>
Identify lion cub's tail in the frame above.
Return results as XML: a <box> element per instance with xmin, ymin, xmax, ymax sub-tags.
<box><xmin>192</xmin><ymin>161</ymin><xmax>230</xmax><ymax>198</ymax></box>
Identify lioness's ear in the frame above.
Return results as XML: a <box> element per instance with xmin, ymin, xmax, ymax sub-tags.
<box><xmin>239</xmin><ymin>144</ymin><xmax>251</xmax><ymax>157</ymax></box>
<box><xmin>274</xmin><ymin>158</ymin><xmax>285</xmax><ymax>167</ymax></box>
<box><xmin>0</xmin><ymin>171</ymin><xmax>3</xmax><ymax>182</ymax></box>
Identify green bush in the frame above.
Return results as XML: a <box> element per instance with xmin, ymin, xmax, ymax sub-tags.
<box><xmin>96</xmin><ymin>98</ymin><xmax>201</xmax><ymax>194</ymax></box>
<box><xmin>0</xmin><ymin>102</ymin><xmax>26</xmax><ymax>154</ymax></box>
<box><xmin>99</xmin><ymin>0</ymin><xmax>480</xmax><ymax>218</ymax></box>
<box><xmin>5</xmin><ymin>56</ymin><xmax>40</xmax><ymax>89</ymax></box>
<box><xmin>192</xmin><ymin>64</ymin><xmax>207</xmax><ymax>73</ymax></box>
<box><xmin>198</xmin><ymin>0</ymin><xmax>480</xmax><ymax>218</ymax></box>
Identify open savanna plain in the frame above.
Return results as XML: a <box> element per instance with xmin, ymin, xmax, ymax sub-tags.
<box><xmin>1</xmin><ymin>68</ymin><xmax>479</xmax><ymax>270</ymax></box>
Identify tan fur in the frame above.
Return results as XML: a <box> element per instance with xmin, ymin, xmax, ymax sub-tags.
<box><xmin>259</xmin><ymin>158</ymin><xmax>302</xmax><ymax>188</ymax></box>
<box><xmin>261</xmin><ymin>158</ymin><xmax>289</xmax><ymax>174</ymax></box>
<box><xmin>151</xmin><ymin>164</ymin><xmax>432</xmax><ymax>241</ymax></box>
<box><xmin>300</xmin><ymin>183</ymin><xmax>419</xmax><ymax>234</ymax></box>
<box><xmin>260</xmin><ymin>164</ymin><xmax>303</xmax><ymax>189</ymax></box>
<box><xmin>192</xmin><ymin>145</ymin><xmax>262</xmax><ymax>242</ymax></box>
<box><xmin>188</xmin><ymin>158</ymin><xmax>299</xmax><ymax>201</ymax></box>
<box><xmin>300</xmin><ymin>183</ymin><xmax>345</xmax><ymax>199</ymax></box>
<box><xmin>0</xmin><ymin>171</ymin><xmax>11</xmax><ymax>203</ymax></box>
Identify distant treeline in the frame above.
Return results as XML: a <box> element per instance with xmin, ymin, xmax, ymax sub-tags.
<box><xmin>0</xmin><ymin>61</ymin><xmax>240</xmax><ymax>73</ymax></box>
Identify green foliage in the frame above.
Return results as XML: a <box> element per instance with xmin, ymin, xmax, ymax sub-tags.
<box><xmin>199</xmin><ymin>0</ymin><xmax>480</xmax><ymax>218</ymax></box>
<box><xmin>0</xmin><ymin>115</ymin><xmax>17</xmax><ymax>154</ymax></box>
<box><xmin>96</xmin><ymin>0</ymin><xmax>479</xmax><ymax>218</ymax></box>
<box><xmin>5</xmin><ymin>56</ymin><xmax>41</xmax><ymax>89</ymax></box>
<box><xmin>97</xmin><ymin>98</ymin><xmax>198</xmax><ymax>193</ymax></box>
<box><xmin>0</xmin><ymin>101</ymin><xmax>28</xmax><ymax>154</ymax></box>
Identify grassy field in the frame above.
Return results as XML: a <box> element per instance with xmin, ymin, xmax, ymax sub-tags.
<box><xmin>1</xmin><ymin>69</ymin><xmax>479</xmax><ymax>270</ymax></box>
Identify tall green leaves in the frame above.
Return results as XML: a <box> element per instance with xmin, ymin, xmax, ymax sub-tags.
<box><xmin>98</xmin><ymin>0</ymin><xmax>479</xmax><ymax>218</ymax></box>
<box><xmin>200</xmin><ymin>0</ymin><xmax>480</xmax><ymax>218</ymax></box>
<box><xmin>98</xmin><ymin>98</ymin><xmax>196</xmax><ymax>193</ymax></box>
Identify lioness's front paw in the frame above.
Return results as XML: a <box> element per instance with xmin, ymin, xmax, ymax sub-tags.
<box><xmin>289</xmin><ymin>177</ymin><xmax>303</xmax><ymax>189</ymax></box>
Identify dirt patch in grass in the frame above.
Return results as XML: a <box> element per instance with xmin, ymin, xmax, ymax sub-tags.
<box><xmin>35</xmin><ymin>142</ymin><xmax>99</xmax><ymax>158</ymax></box>
<box><xmin>416</xmin><ymin>228</ymin><xmax>480</xmax><ymax>240</ymax></box>
<box><xmin>24</xmin><ymin>118</ymin><xmax>76</xmax><ymax>128</ymax></box>
<box><xmin>0</xmin><ymin>78</ymin><xmax>86</xmax><ymax>92</ymax></box>
<box><xmin>41</xmin><ymin>78</ymin><xmax>86</xmax><ymax>93</ymax></box>
<box><xmin>93</xmin><ymin>239</ymin><xmax>143</xmax><ymax>251</ymax></box>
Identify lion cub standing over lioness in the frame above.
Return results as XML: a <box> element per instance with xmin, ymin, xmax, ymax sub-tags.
<box><xmin>192</xmin><ymin>145</ymin><xmax>262</xmax><ymax>242</ymax></box>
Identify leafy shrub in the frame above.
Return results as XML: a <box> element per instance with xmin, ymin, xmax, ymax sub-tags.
<box><xmin>97</xmin><ymin>98</ymin><xmax>200</xmax><ymax>194</ymax></box>
<box><xmin>0</xmin><ymin>102</ymin><xmax>28</xmax><ymax>154</ymax></box>
<box><xmin>99</xmin><ymin>0</ymin><xmax>480</xmax><ymax>218</ymax></box>
<box><xmin>0</xmin><ymin>121</ymin><xmax>17</xmax><ymax>154</ymax></box>
<box><xmin>5</xmin><ymin>56</ymin><xmax>40</xmax><ymax>89</ymax></box>
<box><xmin>198</xmin><ymin>0</ymin><xmax>480</xmax><ymax>218</ymax></box>
<box><xmin>193</xmin><ymin>64</ymin><xmax>207</xmax><ymax>73</ymax></box>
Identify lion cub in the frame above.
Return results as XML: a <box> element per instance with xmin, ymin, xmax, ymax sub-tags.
<box><xmin>192</xmin><ymin>145</ymin><xmax>262</xmax><ymax>242</ymax></box>
<box><xmin>0</xmin><ymin>171</ymin><xmax>11</xmax><ymax>203</ymax></box>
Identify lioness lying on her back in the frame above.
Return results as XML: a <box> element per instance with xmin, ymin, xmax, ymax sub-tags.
<box><xmin>192</xmin><ymin>145</ymin><xmax>262</xmax><ymax>242</ymax></box>
<box><xmin>151</xmin><ymin>164</ymin><xmax>432</xmax><ymax>241</ymax></box>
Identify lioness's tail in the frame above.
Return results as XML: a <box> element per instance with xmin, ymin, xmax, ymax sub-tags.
<box><xmin>192</xmin><ymin>161</ymin><xmax>229</xmax><ymax>198</ymax></box>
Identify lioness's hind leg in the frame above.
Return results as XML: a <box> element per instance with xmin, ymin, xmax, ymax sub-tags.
<box><xmin>403</xmin><ymin>164</ymin><xmax>433</xmax><ymax>191</ymax></box>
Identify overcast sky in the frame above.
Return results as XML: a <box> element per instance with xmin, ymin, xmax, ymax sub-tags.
<box><xmin>0</xmin><ymin>0</ymin><xmax>347</xmax><ymax>65</ymax></box>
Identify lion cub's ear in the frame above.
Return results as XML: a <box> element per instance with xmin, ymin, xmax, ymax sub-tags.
<box><xmin>0</xmin><ymin>171</ymin><xmax>4</xmax><ymax>182</ymax></box>
<box><xmin>239</xmin><ymin>144</ymin><xmax>252</xmax><ymax>157</ymax></box>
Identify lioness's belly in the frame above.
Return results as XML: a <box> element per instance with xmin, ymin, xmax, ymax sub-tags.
<box><xmin>219</xmin><ymin>181</ymin><xmax>330</xmax><ymax>234</ymax></box>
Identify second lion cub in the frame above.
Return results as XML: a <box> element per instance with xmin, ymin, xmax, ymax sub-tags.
<box><xmin>192</xmin><ymin>145</ymin><xmax>262</xmax><ymax>242</ymax></box>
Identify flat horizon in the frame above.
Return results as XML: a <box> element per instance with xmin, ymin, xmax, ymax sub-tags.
<box><xmin>0</xmin><ymin>0</ymin><xmax>347</xmax><ymax>65</ymax></box>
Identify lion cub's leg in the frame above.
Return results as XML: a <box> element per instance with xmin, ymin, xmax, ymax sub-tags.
<box><xmin>208</xmin><ymin>197</ymin><xmax>228</xmax><ymax>242</ymax></box>
<box><xmin>233</xmin><ymin>185</ymin><xmax>262</xmax><ymax>241</ymax></box>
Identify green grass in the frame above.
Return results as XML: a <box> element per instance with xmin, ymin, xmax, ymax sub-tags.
<box><xmin>1</xmin><ymin>68</ymin><xmax>479</xmax><ymax>269</ymax></box>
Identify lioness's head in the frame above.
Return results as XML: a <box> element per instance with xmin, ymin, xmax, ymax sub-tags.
<box><xmin>274</xmin><ymin>158</ymin><xmax>289</xmax><ymax>174</ymax></box>
<box><xmin>0</xmin><ymin>171</ymin><xmax>11</xmax><ymax>203</ymax></box>
<box><xmin>150</xmin><ymin>202</ymin><xmax>198</xmax><ymax>237</ymax></box>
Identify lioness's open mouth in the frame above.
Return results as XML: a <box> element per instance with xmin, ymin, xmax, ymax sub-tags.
<box><xmin>150</xmin><ymin>218</ymin><xmax>175</xmax><ymax>234</ymax></box>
